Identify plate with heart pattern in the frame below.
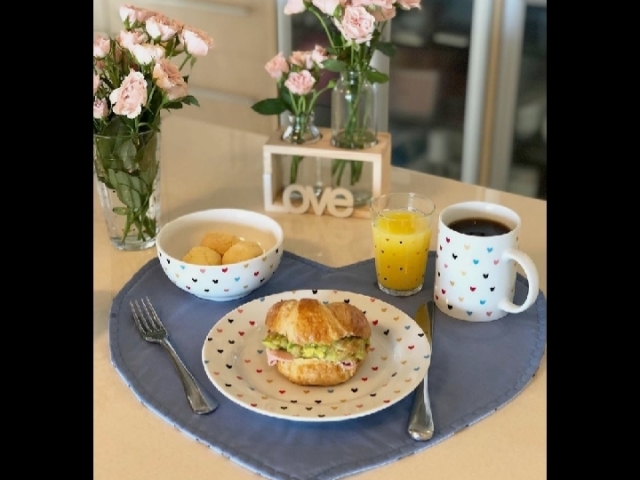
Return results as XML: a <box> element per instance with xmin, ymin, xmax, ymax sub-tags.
<box><xmin>201</xmin><ymin>289</ymin><xmax>431</xmax><ymax>422</ymax></box>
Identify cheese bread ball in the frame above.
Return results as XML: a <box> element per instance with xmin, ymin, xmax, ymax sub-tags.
<box><xmin>200</xmin><ymin>231</ymin><xmax>240</xmax><ymax>255</ymax></box>
<box><xmin>182</xmin><ymin>245</ymin><xmax>222</xmax><ymax>266</ymax></box>
<box><xmin>222</xmin><ymin>240</ymin><xmax>264</xmax><ymax>264</ymax></box>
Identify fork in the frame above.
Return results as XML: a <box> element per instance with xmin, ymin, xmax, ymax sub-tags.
<box><xmin>130</xmin><ymin>297</ymin><xmax>219</xmax><ymax>414</ymax></box>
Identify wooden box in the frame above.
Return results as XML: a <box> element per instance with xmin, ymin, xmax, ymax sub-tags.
<box><xmin>262</xmin><ymin>127</ymin><xmax>391</xmax><ymax>218</ymax></box>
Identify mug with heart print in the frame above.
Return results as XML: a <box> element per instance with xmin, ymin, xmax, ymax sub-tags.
<box><xmin>433</xmin><ymin>201</ymin><xmax>539</xmax><ymax>321</ymax></box>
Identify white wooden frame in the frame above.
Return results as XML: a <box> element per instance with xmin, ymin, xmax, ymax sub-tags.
<box><xmin>262</xmin><ymin>127</ymin><xmax>391</xmax><ymax>218</ymax></box>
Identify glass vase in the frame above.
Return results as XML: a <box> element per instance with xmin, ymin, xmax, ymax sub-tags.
<box><xmin>93</xmin><ymin>129</ymin><xmax>161</xmax><ymax>251</ymax></box>
<box><xmin>330</xmin><ymin>70</ymin><xmax>378</xmax><ymax>149</ymax></box>
<box><xmin>331</xmin><ymin>159</ymin><xmax>373</xmax><ymax>208</ymax></box>
<box><xmin>330</xmin><ymin>70</ymin><xmax>378</xmax><ymax>207</ymax></box>
<box><xmin>281</xmin><ymin>112</ymin><xmax>325</xmax><ymax>197</ymax></box>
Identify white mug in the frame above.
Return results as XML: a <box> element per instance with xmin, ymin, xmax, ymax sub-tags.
<box><xmin>434</xmin><ymin>201</ymin><xmax>539</xmax><ymax>321</ymax></box>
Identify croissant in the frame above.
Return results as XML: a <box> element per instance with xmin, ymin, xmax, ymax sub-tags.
<box><xmin>262</xmin><ymin>298</ymin><xmax>371</xmax><ymax>386</ymax></box>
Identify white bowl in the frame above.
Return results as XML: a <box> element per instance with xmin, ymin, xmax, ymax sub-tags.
<box><xmin>156</xmin><ymin>209</ymin><xmax>284</xmax><ymax>301</ymax></box>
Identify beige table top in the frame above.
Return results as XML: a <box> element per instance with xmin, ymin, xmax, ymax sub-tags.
<box><xmin>94</xmin><ymin>115</ymin><xmax>547</xmax><ymax>480</ymax></box>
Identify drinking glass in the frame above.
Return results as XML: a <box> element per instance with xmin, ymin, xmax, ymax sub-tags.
<box><xmin>370</xmin><ymin>192</ymin><xmax>436</xmax><ymax>296</ymax></box>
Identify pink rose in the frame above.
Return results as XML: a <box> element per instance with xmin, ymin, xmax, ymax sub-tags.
<box><xmin>93</xmin><ymin>98</ymin><xmax>109</xmax><ymax>119</ymax></box>
<box><xmin>372</xmin><ymin>3</ymin><xmax>396</xmax><ymax>21</ymax></box>
<box><xmin>117</xmin><ymin>30</ymin><xmax>148</xmax><ymax>50</ymax></box>
<box><xmin>396</xmin><ymin>0</ymin><xmax>422</xmax><ymax>9</ymax></box>
<box><xmin>284</xmin><ymin>70</ymin><xmax>316</xmax><ymax>96</ymax></box>
<box><xmin>290</xmin><ymin>46</ymin><xmax>328</xmax><ymax>69</ymax></box>
<box><xmin>145</xmin><ymin>14</ymin><xmax>182</xmax><ymax>41</ymax></box>
<box><xmin>119</xmin><ymin>5</ymin><xmax>157</xmax><ymax>25</ymax></box>
<box><xmin>265</xmin><ymin>53</ymin><xmax>290</xmax><ymax>80</ymax></box>
<box><xmin>352</xmin><ymin>0</ymin><xmax>390</xmax><ymax>7</ymax></box>
<box><xmin>109</xmin><ymin>70</ymin><xmax>148</xmax><ymax>119</ymax></box>
<box><xmin>284</xmin><ymin>0</ymin><xmax>306</xmax><ymax>15</ymax></box>
<box><xmin>311</xmin><ymin>45</ymin><xmax>329</xmax><ymax>67</ymax></box>
<box><xmin>130</xmin><ymin>43</ymin><xmax>165</xmax><ymax>65</ymax></box>
<box><xmin>335</xmin><ymin>6</ymin><xmax>376</xmax><ymax>44</ymax></box>
<box><xmin>180</xmin><ymin>27</ymin><xmax>214</xmax><ymax>56</ymax></box>
<box><xmin>93</xmin><ymin>74</ymin><xmax>101</xmax><ymax>95</ymax></box>
<box><xmin>153</xmin><ymin>59</ymin><xmax>189</xmax><ymax>100</ymax></box>
<box><xmin>289</xmin><ymin>51</ymin><xmax>314</xmax><ymax>70</ymax></box>
<box><xmin>93</xmin><ymin>36</ymin><xmax>111</xmax><ymax>58</ymax></box>
<box><xmin>311</xmin><ymin>0</ymin><xmax>343</xmax><ymax>15</ymax></box>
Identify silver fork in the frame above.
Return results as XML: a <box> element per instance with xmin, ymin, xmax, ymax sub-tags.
<box><xmin>130</xmin><ymin>297</ymin><xmax>219</xmax><ymax>414</ymax></box>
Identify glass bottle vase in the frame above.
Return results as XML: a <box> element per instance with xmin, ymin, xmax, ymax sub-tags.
<box><xmin>281</xmin><ymin>112</ymin><xmax>325</xmax><ymax>197</ymax></box>
<box><xmin>331</xmin><ymin>159</ymin><xmax>373</xmax><ymax>208</ymax></box>
<box><xmin>330</xmin><ymin>70</ymin><xmax>378</xmax><ymax>149</ymax></box>
<box><xmin>330</xmin><ymin>70</ymin><xmax>377</xmax><ymax>207</ymax></box>
<box><xmin>93</xmin><ymin>129</ymin><xmax>161</xmax><ymax>251</ymax></box>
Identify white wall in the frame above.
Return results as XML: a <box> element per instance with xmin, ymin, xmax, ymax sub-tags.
<box><xmin>93</xmin><ymin>0</ymin><xmax>110</xmax><ymax>34</ymax></box>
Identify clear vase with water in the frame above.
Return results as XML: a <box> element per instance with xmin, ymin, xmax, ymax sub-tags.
<box><xmin>330</xmin><ymin>70</ymin><xmax>378</xmax><ymax>149</ymax></box>
<box><xmin>330</xmin><ymin>70</ymin><xmax>378</xmax><ymax>207</ymax></box>
<box><xmin>281</xmin><ymin>112</ymin><xmax>326</xmax><ymax>197</ymax></box>
<box><xmin>93</xmin><ymin>129</ymin><xmax>161</xmax><ymax>251</ymax></box>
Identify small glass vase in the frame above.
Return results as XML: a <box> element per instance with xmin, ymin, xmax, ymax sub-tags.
<box><xmin>330</xmin><ymin>70</ymin><xmax>378</xmax><ymax>149</ymax></box>
<box><xmin>281</xmin><ymin>112</ymin><xmax>325</xmax><ymax>197</ymax></box>
<box><xmin>331</xmin><ymin>159</ymin><xmax>373</xmax><ymax>208</ymax></box>
<box><xmin>330</xmin><ymin>70</ymin><xmax>377</xmax><ymax>206</ymax></box>
<box><xmin>93</xmin><ymin>129</ymin><xmax>161</xmax><ymax>251</ymax></box>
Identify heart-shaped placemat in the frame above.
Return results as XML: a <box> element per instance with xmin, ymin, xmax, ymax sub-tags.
<box><xmin>109</xmin><ymin>251</ymin><xmax>547</xmax><ymax>480</ymax></box>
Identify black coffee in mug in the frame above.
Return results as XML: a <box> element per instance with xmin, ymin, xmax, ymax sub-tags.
<box><xmin>436</xmin><ymin>201</ymin><xmax>539</xmax><ymax>321</ymax></box>
<box><xmin>447</xmin><ymin>217</ymin><xmax>511</xmax><ymax>237</ymax></box>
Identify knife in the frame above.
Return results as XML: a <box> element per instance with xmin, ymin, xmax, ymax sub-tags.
<box><xmin>407</xmin><ymin>299</ymin><xmax>435</xmax><ymax>441</ymax></box>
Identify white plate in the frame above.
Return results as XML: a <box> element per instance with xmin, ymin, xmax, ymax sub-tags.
<box><xmin>201</xmin><ymin>289</ymin><xmax>431</xmax><ymax>422</ymax></box>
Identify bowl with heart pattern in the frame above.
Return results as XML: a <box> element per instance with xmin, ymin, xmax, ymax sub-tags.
<box><xmin>156</xmin><ymin>209</ymin><xmax>284</xmax><ymax>301</ymax></box>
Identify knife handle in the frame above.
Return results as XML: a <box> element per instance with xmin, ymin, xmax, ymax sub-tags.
<box><xmin>408</xmin><ymin>374</ymin><xmax>434</xmax><ymax>441</ymax></box>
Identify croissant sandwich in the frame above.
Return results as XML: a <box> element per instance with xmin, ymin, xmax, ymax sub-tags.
<box><xmin>261</xmin><ymin>298</ymin><xmax>372</xmax><ymax>386</ymax></box>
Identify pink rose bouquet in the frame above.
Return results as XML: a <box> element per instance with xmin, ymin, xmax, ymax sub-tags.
<box><xmin>93</xmin><ymin>4</ymin><xmax>213</xmax><ymax>246</ymax></box>
<box><xmin>282</xmin><ymin>1</ymin><xmax>422</xmax><ymax>186</ymax></box>
<box><xmin>251</xmin><ymin>46</ymin><xmax>336</xmax><ymax>183</ymax></box>
<box><xmin>93</xmin><ymin>4</ymin><xmax>213</xmax><ymax>135</ymax></box>
<box><xmin>283</xmin><ymin>1</ymin><xmax>422</xmax><ymax>85</ymax></box>
<box><xmin>251</xmin><ymin>46</ymin><xmax>333</xmax><ymax>123</ymax></box>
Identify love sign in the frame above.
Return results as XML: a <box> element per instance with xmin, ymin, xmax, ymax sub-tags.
<box><xmin>282</xmin><ymin>185</ymin><xmax>354</xmax><ymax>217</ymax></box>
<box><xmin>262</xmin><ymin>127</ymin><xmax>392</xmax><ymax>219</ymax></box>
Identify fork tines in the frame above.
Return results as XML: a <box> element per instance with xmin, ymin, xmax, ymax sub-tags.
<box><xmin>130</xmin><ymin>297</ymin><xmax>164</xmax><ymax>334</ymax></box>
<box><xmin>130</xmin><ymin>299</ymin><xmax>144</xmax><ymax>333</ymax></box>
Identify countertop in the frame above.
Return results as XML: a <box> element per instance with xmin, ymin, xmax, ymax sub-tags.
<box><xmin>94</xmin><ymin>115</ymin><xmax>546</xmax><ymax>480</ymax></box>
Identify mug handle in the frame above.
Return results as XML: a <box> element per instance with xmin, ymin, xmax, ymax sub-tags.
<box><xmin>498</xmin><ymin>249</ymin><xmax>540</xmax><ymax>314</ymax></box>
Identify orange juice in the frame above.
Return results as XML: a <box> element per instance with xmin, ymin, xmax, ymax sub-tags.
<box><xmin>372</xmin><ymin>209</ymin><xmax>431</xmax><ymax>293</ymax></box>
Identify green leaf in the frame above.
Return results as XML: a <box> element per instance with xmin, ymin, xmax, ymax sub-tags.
<box><xmin>102</xmin><ymin>117</ymin><xmax>130</xmax><ymax>137</ymax></box>
<box><xmin>366</xmin><ymin>70</ymin><xmax>389</xmax><ymax>84</ymax></box>
<box><xmin>182</xmin><ymin>95</ymin><xmax>200</xmax><ymax>106</ymax></box>
<box><xmin>112</xmin><ymin>206</ymin><xmax>128</xmax><ymax>215</ymax></box>
<box><xmin>325</xmin><ymin>45</ymin><xmax>340</xmax><ymax>57</ymax></box>
<box><xmin>136</xmin><ymin>134</ymin><xmax>159</xmax><ymax>186</ymax></box>
<box><xmin>322</xmin><ymin>58</ymin><xmax>347</xmax><ymax>72</ymax></box>
<box><xmin>376</xmin><ymin>41</ymin><xmax>397</xmax><ymax>57</ymax></box>
<box><xmin>251</xmin><ymin>98</ymin><xmax>287</xmax><ymax>115</ymax></box>
<box><xmin>278</xmin><ymin>85</ymin><xmax>295</xmax><ymax>112</ymax></box>
<box><xmin>110</xmin><ymin>170</ymin><xmax>147</xmax><ymax>211</ymax></box>
<box><xmin>115</xmin><ymin>137</ymin><xmax>137</xmax><ymax>170</ymax></box>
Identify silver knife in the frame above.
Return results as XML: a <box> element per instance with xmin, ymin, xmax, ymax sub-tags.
<box><xmin>407</xmin><ymin>299</ymin><xmax>435</xmax><ymax>441</ymax></box>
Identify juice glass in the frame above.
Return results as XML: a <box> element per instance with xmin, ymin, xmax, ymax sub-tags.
<box><xmin>370</xmin><ymin>193</ymin><xmax>436</xmax><ymax>296</ymax></box>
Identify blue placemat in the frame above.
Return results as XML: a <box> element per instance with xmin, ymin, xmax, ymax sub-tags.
<box><xmin>109</xmin><ymin>251</ymin><xmax>547</xmax><ymax>480</ymax></box>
